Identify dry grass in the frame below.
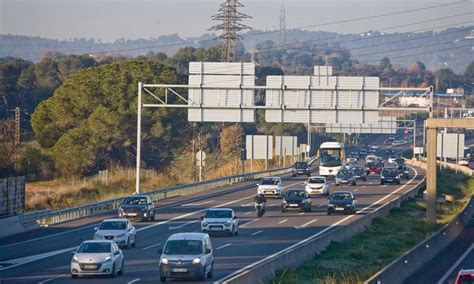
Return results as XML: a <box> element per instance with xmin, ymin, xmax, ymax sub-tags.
<box><xmin>25</xmin><ymin>149</ymin><xmax>285</xmax><ymax>211</ymax></box>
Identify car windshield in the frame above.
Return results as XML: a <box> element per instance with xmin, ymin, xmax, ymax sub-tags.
<box><xmin>320</xmin><ymin>148</ymin><xmax>343</xmax><ymax>167</ymax></box>
<box><xmin>352</xmin><ymin>167</ymin><xmax>364</xmax><ymax>173</ymax></box>
<box><xmin>164</xmin><ymin>240</ymin><xmax>202</xmax><ymax>255</ymax></box>
<box><xmin>261</xmin><ymin>178</ymin><xmax>279</xmax><ymax>185</ymax></box>
<box><xmin>123</xmin><ymin>197</ymin><xmax>148</xmax><ymax>205</ymax></box>
<box><xmin>308</xmin><ymin>178</ymin><xmax>325</xmax><ymax>184</ymax></box>
<box><xmin>337</xmin><ymin>170</ymin><xmax>351</xmax><ymax>176</ymax></box>
<box><xmin>458</xmin><ymin>274</ymin><xmax>474</xmax><ymax>284</ymax></box>
<box><xmin>294</xmin><ymin>162</ymin><xmax>308</xmax><ymax>168</ymax></box>
<box><xmin>77</xmin><ymin>242</ymin><xmax>111</xmax><ymax>253</ymax></box>
<box><xmin>205</xmin><ymin>210</ymin><xmax>232</xmax><ymax>218</ymax></box>
<box><xmin>382</xmin><ymin>169</ymin><xmax>398</xmax><ymax>176</ymax></box>
<box><xmin>286</xmin><ymin>190</ymin><xmax>306</xmax><ymax>198</ymax></box>
<box><xmin>99</xmin><ymin>221</ymin><xmax>126</xmax><ymax>231</ymax></box>
<box><xmin>331</xmin><ymin>193</ymin><xmax>352</xmax><ymax>200</ymax></box>
<box><xmin>367</xmin><ymin>162</ymin><xmax>377</xmax><ymax>167</ymax></box>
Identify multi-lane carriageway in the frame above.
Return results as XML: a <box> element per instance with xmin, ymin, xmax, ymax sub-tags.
<box><xmin>0</xmin><ymin>160</ymin><xmax>425</xmax><ymax>284</ymax></box>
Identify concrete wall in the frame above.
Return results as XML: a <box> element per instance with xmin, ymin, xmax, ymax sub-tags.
<box><xmin>224</xmin><ymin>174</ymin><xmax>426</xmax><ymax>284</ymax></box>
<box><xmin>0</xmin><ymin>176</ymin><xmax>25</xmax><ymax>217</ymax></box>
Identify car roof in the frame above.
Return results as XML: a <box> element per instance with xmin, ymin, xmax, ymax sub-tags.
<box><xmin>459</xmin><ymin>269</ymin><xmax>474</xmax><ymax>275</ymax></box>
<box><xmin>332</xmin><ymin>191</ymin><xmax>353</xmax><ymax>195</ymax></box>
<box><xmin>208</xmin><ymin>208</ymin><xmax>233</xmax><ymax>212</ymax></box>
<box><xmin>101</xmin><ymin>218</ymin><xmax>128</xmax><ymax>223</ymax></box>
<box><xmin>82</xmin><ymin>240</ymin><xmax>115</xmax><ymax>244</ymax></box>
<box><xmin>167</xmin><ymin>232</ymin><xmax>208</xmax><ymax>241</ymax></box>
<box><xmin>309</xmin><ymin>176</ymin><xmax>325</xmax><ymax>179</ymax></box>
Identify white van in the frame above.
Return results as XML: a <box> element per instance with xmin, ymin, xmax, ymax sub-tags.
<box><xmin>158</xmin><ymin>233</ymin><xmax>214</xmax><ymax>282</ymax></box>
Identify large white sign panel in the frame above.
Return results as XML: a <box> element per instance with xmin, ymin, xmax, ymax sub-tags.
<box><xmin>275</xmin><ymin>136</ymin><xmax>298</xmax><ymax>156</ymax></box>
<box><xmin>265</xmin><ymin>75</ymin><xmax>380</xmax><ymax>124</ymax></box>
<box><xmin>188</xmin><ymin>62</ymin><xmax>256</xmax><ymax>123</ymax></box>
<box><xmin>246</xmin><ymin>135</ymin><xmax>273</xmax><ymax>160</ymax></box>
<box><xmin>325</xmin><ymin>117</ymin><xmax>397</xmax><ymax>134</ymax></box>
<box><xmin>437</xmin><ymin>133</ymin><xmax>464</xmax><ymax>158</ymax></box>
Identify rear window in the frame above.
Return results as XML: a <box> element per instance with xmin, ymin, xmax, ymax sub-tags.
<box><xmin>308</xmin><ymin>178</ymin><xmax>325</xmax><ymax>183</ymax></box>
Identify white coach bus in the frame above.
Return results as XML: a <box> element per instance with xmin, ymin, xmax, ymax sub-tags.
<box><xmin>318</xmin><ymin>142</ymin><xmax>345</xmax><ymax>177</ymax></box>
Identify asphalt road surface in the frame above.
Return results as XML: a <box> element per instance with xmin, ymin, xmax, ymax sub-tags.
<box><xmin>0</xmin><ymin>142</ymin><xmax>425</xmax><ymax>284</ymax></box>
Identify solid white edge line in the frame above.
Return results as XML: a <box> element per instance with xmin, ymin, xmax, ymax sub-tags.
<box><xmin>437</xmin><ymin>244</ymin><xmax>474</xmax><ymax>284</ymax></box>
<box><xmin>0</xmin><ymin>246</ymin><xmax>78</xmax><ymax>272</ymax></box>
<box><xmin>251</xmin><ymin>230</ymin><xmax>263</xmax><ymax>236</ymax></box>
<box><xmin>216</xmin><ymin>243</ymin><xmax>232</xmax><ymax>250</ymax></box>
<box><xmin>214</xmin><ymin>167</ymin><xmax>421</xmax><ymax>283</ymax></box>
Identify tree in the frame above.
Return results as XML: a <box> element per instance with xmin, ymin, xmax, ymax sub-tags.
<box><xmin>220</xmin><ymin>124</ymin><xmax>243</xmax><ymax>159</ymax></box>
<box><xmin>57</xmin><ymin>55</ymin><xmax>97</xmax><ymax>80</ymax></box>
<box><xmin>464</xmin><ymin>61</ymin><xmax>474</xmax><ymax>81</ymax></box>
<box><xmin>31</xmin><ymin>61</ymin><xmax>187</xmax><ymax>177</ymax></box>
<box><xmin>379</xmin><ymin>57</ymin><xmax>392</xmax><ymax>70</ymax></box>
<box><xmin>0</xmin><ymin>119</ymin><xmax>17</xmax><ymax>177</ymax></box>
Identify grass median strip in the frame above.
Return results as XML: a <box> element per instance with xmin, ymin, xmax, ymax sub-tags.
<box><xmin>272</xmin><ymin>170</ymin><xmax>474</xmax><ymax>284</ymax></box>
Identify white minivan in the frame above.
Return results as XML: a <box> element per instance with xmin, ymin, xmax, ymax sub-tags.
<box><xmin>158</xmin><ymin>233</ymin><xmax>214</xmax><ymax>282</ymax></box>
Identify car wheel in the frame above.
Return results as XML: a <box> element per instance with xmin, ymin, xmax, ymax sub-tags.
<box><xmin>352</xmin><ymin>181</ymin><xmax>356</xmax><ymax>186</ymax></box>
<box><xmin>327</xmin><ymin>210</ymin><xmax>331</xmax><ymax>215</ymax></box>
<box><xmin>307</xmin><ymin>206</ymin><xmax>312</xmax><ymax>212</ymax></box>
<box><xmin>109</xmin><ymin>264</ymin><xmax>116</xmax><ymax>278</ymax></box>
<box><xmin>397</xmin><ymin>181</ymin><xmax>401</xmax><ymax>185</ymax></box>
<box><xmin>160</xmin><ymin>276</ymin><xmax>167</xmax><ymax>282</ymax></box>
<box><xmin>381</xmin><ymin>181</ymin><xmax>384</xmax><ymax>185</ymax></box>
<box><xmin>198</xmin><ymin>267</ymin><xmax>206</xmax><ymax>281</ymax></box>
<box><xmin>207</xmin><ymin>262</ymin><xmax>214</xmax><ymax>279</ymax></box>
<box><xmin>71</xmin><ymin>274</ymin><xmax>78</xmax><ymax>279</ymax></box>
<box><xmin>127</xmin><ymin>237</ymin><xmax>131</xmax><ymax>249</ymax></box>
<box><xmin>363</xmin><ymin>177</ymin><xmax>367</xmax><ymax>181</ymax></box>
<box><xmin>118</xmin><ymin>260</ymin><xmax>124</xmax><ymax>275</ymax></box>
<box><xmin>132</xmin><ymin>235</ymin><xmax>136</xmax><ymax>247</ymax></box>
<box><xmin>282</xmin><ymin>208</ymin><xmax>286</xmax><ymax>213</ymax></box>
<box><xmin>292</xmin><ymin>174</ymin><xmax>296</xmax><ymax>177</ymax></box>
<box><xmin>151</xmin><ymin>212</ymin><xmax>155</xmax><ymax>221</ymax></box>
<box><xmin>335</xmin><ymin>183</ymin><xmax>339</xmax><ymax>186</ymax></box>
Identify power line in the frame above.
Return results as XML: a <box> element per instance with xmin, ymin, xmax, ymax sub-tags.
<box><xmin>9</xmin><ymin>1</ymin><xmax>468</xmax><ymax>62</ymax></box>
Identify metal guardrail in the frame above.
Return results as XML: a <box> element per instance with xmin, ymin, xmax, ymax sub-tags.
<box><xmin>21</xmin><ymin>167</ymin><xmax>292</xmax><ymax>227</ymax></box>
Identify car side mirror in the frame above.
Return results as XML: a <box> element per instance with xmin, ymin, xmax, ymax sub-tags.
<box><xmin>256</xmin><ymin>183</ymin><xmax>259</xmax><ymax>186</ymax></box>
<box><xmin>233</xmin><ymin>216</ymin><xmax>237</xmax><ymax>219</ymax></box>
<box><xmin>200</xmin><ymin>216</ymin><xmax>204</xmax><ymax>220</ymax></box>
<box><xmin>149</xmin><ymin>202</ymin><xmax>153</xmax><ymax>205</ymax></box>
<box><xmin>94</xmin><ymin>227</ymin><xmax>98</xmax><ymax>231</ymax></box>
<box><xmin>205</xmin><ymin>249</ymin><xmax>212</xmax><ymax>254</ymax></box>
<box><xmin>114</xmin><ymin>250</ymin><xmax>121</xmax><ymax>255</ymax></box>
<box><xmin>157</xmin><ymin>248</ymin><xmax>163</xmax><ymax>254</ymax></box>
<box><xmin>353</xmin><ymin>197</ymin><xmax>357</xmax><ymax>200</ymax></box>
<box><xmin>71</xmin><ymin>250</ymin><xmax>76</xmax><ymax>254</ymax></box>
<box><xmin>304</xmin><ymin>182</ymin><xmax>307</xmax><ymax>185</ymax></box>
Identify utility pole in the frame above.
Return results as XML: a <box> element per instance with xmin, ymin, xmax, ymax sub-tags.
<box><xmin>209</xmin><ymin>0</ymin><xmax>252</xmax><ymax>62</ymax></box>
<box><xmin>278</xmin><ymin>2</ymin><xmax>286</xmax><ymax>49</ymax></box>
<box><xmin>14</xmin><ymin>107</ymin><xmax>20</xmax><ymax>147</ymax></box>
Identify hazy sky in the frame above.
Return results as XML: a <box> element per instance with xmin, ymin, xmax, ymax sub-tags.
<box><xmin>0</xmin><ymin>0</ymin><xmax>472</xmax><ymax>42</ymax></box>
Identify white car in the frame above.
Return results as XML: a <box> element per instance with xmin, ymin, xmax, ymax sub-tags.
<box><xmin>371</xmin><ymin>145</ymin><xmax>379</xmax><ymax>150</ymax></box>
<box><xmin>388</xmin><ymin>156</ymin><xmax>397</xmax><ymax>164</ymax></box>
<box><xmin>459</xmin><ymin>158</ymin><xmax>469</xmax><ymax>166</ymax></box>
<box><xmin>366</xmin><ymin>155</ymin><xmax>377</xmax><ymax>163</ymax></box>
<box><xmin>305</xmin><ymin>176</ymin><xmax>329</xmax><ymax>196</ymax></box>
<box><xmin>201</xmin><ymin>208</ymin><xmax>239</xmax><ymax>236</ymax></box>
<box><xmin>71</xmin><ymin>240</ymin><xmax>124</xmax><ymax>278</ymax></box>
<box><xmin>257</xmin><ymin>177</ymin><xmax>283</xmax><ymax>198</ymax></box>
<box><xmin>346</xmin><ymin>157</ymin><xmax>357</xmax><ymax>163</ymax></box>
<box><xmin>94</xmin><ymin>219</ymin><xmax>136</xmax><ymax>248</ymax></box>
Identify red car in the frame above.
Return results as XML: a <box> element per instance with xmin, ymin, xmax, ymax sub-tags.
<box><xmin>455</xmin><ymin>269</ymin><xmax>474</xmax><ymax>284</ymax></box>
<box><xmin>366</xmin><ymin>162</ymin><xmax>382</xmax><ymax>175</ymax></box>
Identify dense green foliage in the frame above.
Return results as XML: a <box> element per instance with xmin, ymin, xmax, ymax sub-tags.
<box><xmin>31</xmin><ymin>61</ymin><xmax>188</xmax><ymax>177</ymax></box>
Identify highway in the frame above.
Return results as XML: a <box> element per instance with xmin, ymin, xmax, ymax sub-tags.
<box><xmin>0</xmin><ymin>144</ymin><xmax>425</xmax><ymax>284</ymax></box>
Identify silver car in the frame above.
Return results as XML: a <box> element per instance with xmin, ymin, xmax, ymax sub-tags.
<box><xmin>94</xmin><ymin>218</ymin><xmax>136</xmax><ymax>248</ymax></box>
<box><xmin>71</xmin><ymin>240</ymin><xmax>124</xmax><ymax>278</ymax></box>
<box><xmin>159</xmin><ymin>233</ymin><xmax>214</xmax><ymax>282</ymax></box>
<box><xmin>201</xmin><ymin>208</ymin><xmax>239</xmax><ymax>236</ymax></box>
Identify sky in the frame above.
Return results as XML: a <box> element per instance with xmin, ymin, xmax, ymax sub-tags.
<box><xmin>0</xmin><ymin>0</ymin><xmax>472</xmax><ymax>42</ymax></box>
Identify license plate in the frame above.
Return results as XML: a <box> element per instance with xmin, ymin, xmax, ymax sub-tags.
<box><xmin>335</xmin><ymin>208</ymin><xmax>344</xmax><ymax>211</ymax></box>
<box><xmin>84</xmin><ymin>265</ymin><xmax>96</xmax><ymax>269</ymax></box>
<box><xmin>210</xmin><ymin>227</ymin><xmax>221</xmax><ymax>231</ymax></box>
<box><xmin>290</xmin><ymin>204</ymin><xmax>299</xmax><ymax>207</ymax></box>
<box><xmin>127</xmin><ymin>213</ymin><xmax>137</xmax><ymax>216</ymax></box>
<box><xmin>173</xmin><ymin>268</ymin><xmax>187</xmax><ymax>272</ymax></box>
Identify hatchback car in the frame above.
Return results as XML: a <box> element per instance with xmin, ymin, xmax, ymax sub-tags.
<box><xmin>292</xmin><ymin>161</ymin><xmax>311</xmax><ymax>177</ymax></box>
<box><xmin>159</xmin><ymin>233</ymin><xmax>214</xmax><ymax>282</ymax></box>
<box><xmin>327</xmin><ymin>191</ymin><xmax>357</xmax><ymax>215</ymax></box>
<box><xmin>381</xmin><ymin>167</ymin><xmax>401</xmax><ymax>185</ymax></box>
<box><xmin>118</xmin><ymin>195</ymin><xmax>155</xmax><ymax>221</ymax></box>
<box><xmin>94</xmin><ymin>219</ymin><xmax>136</xmax><ymax>248</ymax></box>
<box><xmin>396</xmin><ymin>164</ymin><xmax>410</xmax><ymax>179</ymax></box>
<box><xmin>335</xmin><ymin>169</ymin><xmax>357</xmax><ymax>186</ymax></box>
<box><xmin>305</xmin><ymin>176</ymin><xmax>329</xmax><ymax>196</ymax></box>
<box><xmin>455</xmin><ymin>269</ymin><xmax>474</xmax><ymax>284</ymax></box>
<box><xmin>350</xmin><ymin>165</ymin><xmax>367</xmax><ymax>182</ymax></box>
<box><xmin>366</xmin><ymin>161</ymin><xmax>382</xmax><ymax>175</ymax></box>
<box><xmin>257</xmin><ymin>177</ymin><xmax>283</xmax><ymax>198</ymax></box>
<box><xmin>282</xmin><ymin>189</ymin><xmax>312</xmax><ymax>212</ymax></box>
<box><xmin>71</xmin><ymin>240</ymin><xmax>124</xmax><ymax>278</ymax></box>
<box><xmin>201</xmin><ymin>208</ymin><xmax>239</xmax><ymax>236</ymax></box>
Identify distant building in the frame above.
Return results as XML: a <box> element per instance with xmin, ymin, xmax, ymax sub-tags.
<box><xmin>383</xmin><ymin>92</ymin><xmax>465</xmax><ymax>108</ymax></box>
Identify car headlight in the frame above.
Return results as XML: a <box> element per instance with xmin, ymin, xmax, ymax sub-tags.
<box><xmin>225</xmin><ymin>221</ymin><xmax>231</xmax><ymax>225</ymax></box>
<box><xmin>161</xmin><ymin>257</ymin><xmax>168</xmax><ymax>265</ymax></box>
<box><xmin>72</xmin><ymin>256</ymin><xmax>79</xmax><ymax>263</ymax></box>
<box><xmin>104</xmin><ymin>256</ymin><xmax>112</xmax><ymax>263</ymax></box>
<box><xmin>202</xmin><ymin>222</ymin><xmax>208</xmax><ymax>226</ymax></box>
<box><xmin>283</xmin><ymin>200</ymin><xmax>287</xmax><ymax>204</ymax></box>
<box><xmin>345</xmin><ymin>204</ymin><xmax>352</xmax><ymax>207</ymax></box>
<box><xmin>192</xmin><ymin>258</ymin><xmax>201</xmax><ymax>264</ymax></box>
<box><xmin>328</xmin><ymin>204</ymin><xmax>335</xmax><ymax>207</ymax></box>
<box><xmin>381</xmin><ymin>176</ymin><xmax>385</xmax><ymax>179</ymax></box>
<box><xmin>117</xmin><ymin>234</ymin><xmax>125</xmax><ymax>238</ymax></box>
<box><xmin>94</xmin><ymin>233</ymin><xmax>102</xmax><ymax>239</ymax></box>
